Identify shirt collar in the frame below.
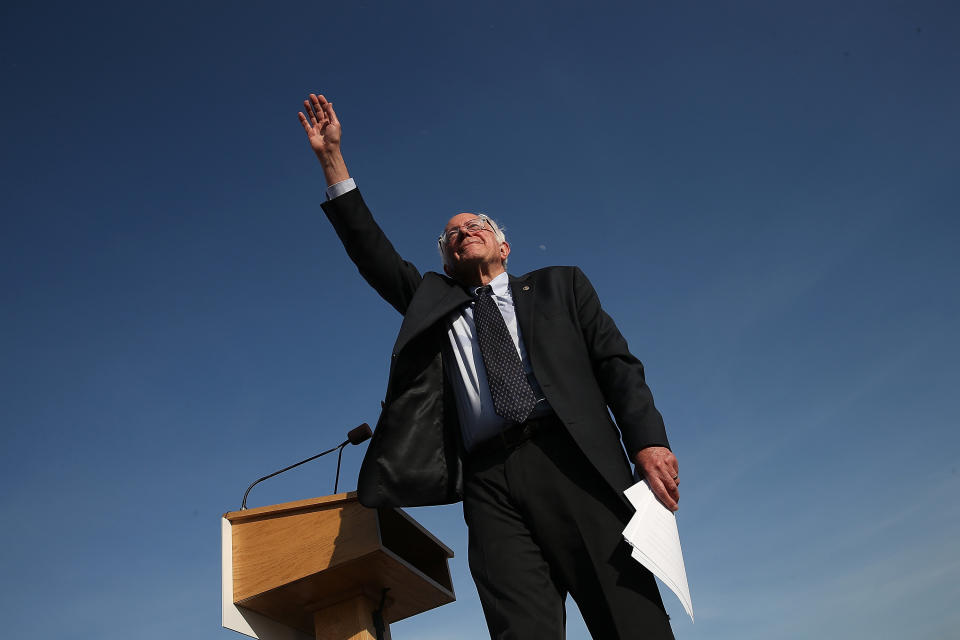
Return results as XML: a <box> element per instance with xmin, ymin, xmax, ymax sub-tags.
<box><xmin>472</xmin><ymin>271</ymin><xmax>511</xmax><ymax>298</ymax></box>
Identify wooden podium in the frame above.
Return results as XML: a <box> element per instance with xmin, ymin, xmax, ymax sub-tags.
<box><xmin>221</xmin><ymin>492</ymin><xmax>455</xmax><ymax>640</ymax></box>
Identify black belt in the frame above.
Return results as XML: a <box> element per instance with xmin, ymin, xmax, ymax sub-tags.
<box><xmin>470</xmin><ymin>413</ymin><xmax>561</xmax><ymax>458</ymax></box>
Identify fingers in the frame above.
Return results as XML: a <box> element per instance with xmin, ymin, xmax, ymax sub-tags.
<box><xmin>649</xmin><ymin>476</ymin><xmax>679</xmax><ymax>512</ymax></box>
<box><xmin>304</xmin><ymin>99</ymin><xmax>317</xmax><ymax>125</ymax></box>
<box><xmin>299</xmin><ymin>93</ymin><xmax>336</xmax><ymax>140</ymax></box>
<box><xmin>324</xmin><ymin>99</ymin><xmax>339</xmax><ymax>126</ymax></box>
<box><xmin>659</xmin><ymin>456</ymin><xmax>679</xmax><ymax>510</ymax></box>
<box><xmin>664</xmin><ymin>474</ymin><xmax>680</xmax><ymax>505</ymax></box>
<box><xmin>297</xmin><ymin>111</ymin><xmax>312</xmax><ymax>134</ymax></box>
<box><xmin>309</xmin><ymin>95</ymin><xmax>324</xmax><ymax>125</ymax></box>
<box><xmin>313</xmin><ymin>94</ymin><xmax>332</xmax><ymax>122</ymax></box>
<box><xmin>300</xmin><ymin>94</ymin><xmax>328</xmax><ymax>126</ymax></box>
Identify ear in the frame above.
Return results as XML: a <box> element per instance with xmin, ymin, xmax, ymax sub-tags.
<box><xmin>499</xmin><ymin>240</ymin><xmax>511</xmax><ymax>263</ymax></box>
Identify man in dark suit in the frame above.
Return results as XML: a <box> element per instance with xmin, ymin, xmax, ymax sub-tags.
<box><xmin>299</xmin><ymin>93</ymin><xmax>680</xmax><ymax>639</ymax></box>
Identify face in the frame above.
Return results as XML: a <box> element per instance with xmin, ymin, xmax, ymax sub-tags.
<box><xmin>441</xmin><ymin>212</ymin><xmax>510</xmax><ymax>276</ymax></box>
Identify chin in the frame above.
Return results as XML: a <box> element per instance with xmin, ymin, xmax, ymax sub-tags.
<box><xmin>449</xmin><ymin>259</ymin><xmax>480</xmax><ymax>277</ymax></box>
<box><xmin>450</xmin><ymin>260</ymin><xmax>478</xmax><ymax>275</ymax></box>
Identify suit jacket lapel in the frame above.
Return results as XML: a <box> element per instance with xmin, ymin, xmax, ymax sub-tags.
<box><xmin>510</xmin><ymin>274</ymin><xmax>536</xmax><ymax>355</ymax></box>
<box><xmin>393</xmin><ymin>272</ymin><xmax>471</xmax><ymax>354</ymax></box>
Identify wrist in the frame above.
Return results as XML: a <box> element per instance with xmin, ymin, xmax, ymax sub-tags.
<box><xmin>316</xmin><ymin>149</ymin><xmax>350</xmax><ymax>186</ymax></box>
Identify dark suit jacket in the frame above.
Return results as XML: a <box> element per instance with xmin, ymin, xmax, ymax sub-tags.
<box><xmin>322</xmin><ymin>189</ymin><xmax>669</xmax><ymax>510</ymax></box>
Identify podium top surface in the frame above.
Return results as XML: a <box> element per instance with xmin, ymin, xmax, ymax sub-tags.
<box><xmin>223</xmin><ymin>492</ymin><xmax>454</xmax><ymax>558</ymax></box>
<box><xmin>224</xmin><ymin>492</ymin><xmax>359</xmax><ymax>523</ymax></box>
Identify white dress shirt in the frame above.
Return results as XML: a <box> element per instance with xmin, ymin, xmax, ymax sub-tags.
<box><xmin>443</xmin><ymin>271</ymin><xmax>552</xmax><ymax>451</ymax></box>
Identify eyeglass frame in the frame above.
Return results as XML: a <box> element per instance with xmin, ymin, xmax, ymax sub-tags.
<box><xmin>437</xmin><ymin>214</ymin><xmax>495</xmax><ymax>248</ymax></box>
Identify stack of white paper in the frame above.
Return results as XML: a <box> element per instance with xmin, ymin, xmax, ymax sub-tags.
<box><xmin>622</xmin><ymin>479</ymin><xmax>694</xmax><ymax>622</ymax></box>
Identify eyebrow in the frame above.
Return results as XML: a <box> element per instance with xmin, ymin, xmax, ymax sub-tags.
<box><xmin>444</xmin><ymin>217</ymin><xmax>482</xmax><ymax>230</ymax></box>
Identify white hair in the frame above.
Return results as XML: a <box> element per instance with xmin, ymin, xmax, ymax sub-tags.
<box><xmin>438</xmin><ymin>214</ymin><xmax>509</xmax><ymax>268</ymax></box>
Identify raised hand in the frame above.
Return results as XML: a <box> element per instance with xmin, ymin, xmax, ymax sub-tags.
<box><xmin>298</xmin><ymin>93</ymin><xmax>349</xmax><ymax>186</ymax></box>
<box><xmin>298</xmin><ymin>93</ymin><xmax>341</xmax><ymax>155</ymax></box>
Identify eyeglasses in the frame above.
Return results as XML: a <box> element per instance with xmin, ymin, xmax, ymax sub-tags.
<box><xmin>438</xmin><ymin>215</ymin><xmax>493</xmax><ymax>246</ymax></box>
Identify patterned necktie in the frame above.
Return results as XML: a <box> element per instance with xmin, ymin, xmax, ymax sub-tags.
<box><xmin>473</xmin><ymin>285</ymin><xmax>538</xmax><ymax>424</ymax></box>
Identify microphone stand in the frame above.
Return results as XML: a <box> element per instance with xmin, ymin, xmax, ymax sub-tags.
<box><xmin>240</xmin><ymin>423</ymin><xmax>372</xmax><ymax>510</ymax></box>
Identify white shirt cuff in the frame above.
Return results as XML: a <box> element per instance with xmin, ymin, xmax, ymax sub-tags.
<box><xmin>326</xmin><ymin>178</ymin><xmax>357</xmax><ymax>200</ymax></box>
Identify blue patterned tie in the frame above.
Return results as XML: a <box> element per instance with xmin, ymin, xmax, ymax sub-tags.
<box><xmin>473</xmin><ymin>285</ymin><xmax>538</xmax><ymax>424</ymax></box>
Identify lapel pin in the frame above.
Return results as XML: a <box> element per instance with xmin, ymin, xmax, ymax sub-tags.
<box><xmin>522</xmin><ymin>285</ymin><xmax>530</xmax><ymax>291</ymax></box>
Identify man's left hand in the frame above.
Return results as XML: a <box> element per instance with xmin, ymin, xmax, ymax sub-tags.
<box><xmin>634</xmin><ymin>446</ymin><xmax>680</xmax><ymax>511</ymax></box>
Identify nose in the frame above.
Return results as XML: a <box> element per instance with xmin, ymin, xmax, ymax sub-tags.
<box><xmin>450</xmin><ymin>224</ymin><xmax>480</xmax><ymax>246</ymax></box>
<box><xmin>460</xmin><ymin>224</ymin><xmax>481</xmax><ymax>239</ymax></box>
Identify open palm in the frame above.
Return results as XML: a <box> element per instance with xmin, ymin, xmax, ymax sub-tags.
<box><xmin>298</xmin><ymin>93</ymin><xmax>341</xmax><ymax>155</ymax></box>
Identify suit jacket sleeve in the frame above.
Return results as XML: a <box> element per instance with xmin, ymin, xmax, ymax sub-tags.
<box><xmin>320</xmin><ymin>188</ymin><xmax>422</xmax><ymax>315</ymax></box>
<box><xmin>573</xmin><ymin>266</ymin><xmax>670</xmax><ymax>457</ymax></box>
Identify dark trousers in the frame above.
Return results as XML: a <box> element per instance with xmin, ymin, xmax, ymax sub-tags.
<box><xmin>463</xmin><ymin>422</ymin><xmax>675</xmax><ymax>640</ymax></box>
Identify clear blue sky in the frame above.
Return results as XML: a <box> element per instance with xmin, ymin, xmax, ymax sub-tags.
<box><xmin>2</xmin><ymin>2</ymin><xmax>958</xmax><ymax>638</ymax></box>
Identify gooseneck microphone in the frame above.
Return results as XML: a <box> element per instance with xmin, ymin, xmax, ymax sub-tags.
<box><xmin>240</xmin><ymin>423</ymin><xmax>373</xmax><ymax>509</ymax></box>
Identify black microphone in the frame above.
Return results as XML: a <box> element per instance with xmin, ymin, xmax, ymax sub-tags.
<box><xmin>347</xmin><ymin>423</ymin><xmax>373</xmax><ymax>445</ymax></box>
<box><xmin>240</xmin><ymin>423</ymin><xmax>372</xmax><ymax>509</ymax></box>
